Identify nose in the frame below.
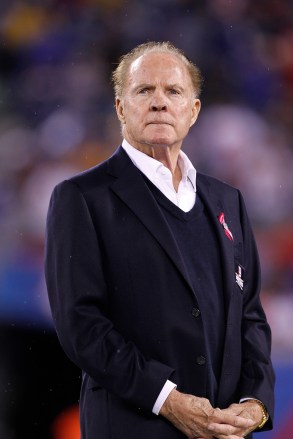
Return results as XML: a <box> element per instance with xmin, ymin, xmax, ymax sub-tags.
<box><xmin>150</xmin><ymin>90</ymin><xmax>167</xmax><ymax>111</ymax></box>
<box><xmin>151</xmin><ymin>103</ymin><xmax>167</xmax><ymax>111</ymax></box>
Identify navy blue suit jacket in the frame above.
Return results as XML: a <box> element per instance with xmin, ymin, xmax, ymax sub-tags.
<box><xmin>45</xmin><ymin>146</ymin><xmax>274</xmax><ymax>439</ymax></box>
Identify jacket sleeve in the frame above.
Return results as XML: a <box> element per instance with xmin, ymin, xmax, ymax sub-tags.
<box><xmin>44</xmin><ymin>179</ymin><xmax>174</xmax><ymax>411</ymax></box>
<box><xmin>237</xmin><ymin>190</ymin><xmax>275</xmax><ymax>430</ymax></box>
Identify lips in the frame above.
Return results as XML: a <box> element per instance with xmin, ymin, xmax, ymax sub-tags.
<box><xmin>147</xmin><ymin>121</ymin><xmax>171</xmax><ymax>125</ymax></box>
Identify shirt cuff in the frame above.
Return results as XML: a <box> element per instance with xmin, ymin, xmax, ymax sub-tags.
<box><xmin>152</xmin><ymin>380</ymin><xmax>177</xmax><ymax>415</ymax></box>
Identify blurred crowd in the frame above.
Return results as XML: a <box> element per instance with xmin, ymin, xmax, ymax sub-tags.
<box><xmin>0</xmin><ymin>0</ymin><xmax>293</xmax><ymax>361</ymax></box>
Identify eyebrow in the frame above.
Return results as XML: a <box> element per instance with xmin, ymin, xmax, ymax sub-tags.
<box><xmin>168</xmin><ymin>83</ymin><xmax>185</xmax><ymax>92</ymax></box>
<box><xmin>133</xmin><ymin>83</ymin><xmax>185</xmax><ymax>92</ymax></box>
<box><xmin>133</xmin><ymin>83</ymin><xmax>154</xmax><ymax>91</ymax></box>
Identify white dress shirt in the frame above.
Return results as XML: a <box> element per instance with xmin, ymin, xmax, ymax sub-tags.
<box><xmin>122</xmin><ymin>139</ymin><xmax>197</xmax><ymax>414</ymax></box>
<box><xmin>122</xmin><ymin>139</ymin><xmax>197</xmax><ymax>212</ymax></box>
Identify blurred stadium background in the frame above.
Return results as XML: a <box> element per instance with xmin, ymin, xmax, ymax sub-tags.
<box><xmin>0</xmin><ymin>0</ymin><xmax>292</xmax><ymax>438</ymax></box>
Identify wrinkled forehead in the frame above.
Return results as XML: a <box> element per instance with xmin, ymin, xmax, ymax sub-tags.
<box><xmin>129</xmin><ymin>51</ymin><xmax>186</xmax><ymax>75</ymax></box>
<box><xmin>127</xmin><ymin>51</ymin><xmax>192</xmax><ymax>89</ymax></box>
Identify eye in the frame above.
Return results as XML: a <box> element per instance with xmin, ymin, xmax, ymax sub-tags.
<box><xmin>169</xmin><ymin>88</ymin><xmax>180</xmax><ymax>95</ymax></box>
<box><xmin>138</xmin><ymin>87</ymin><xmax>149</xmax><ymax>95</ymax></box>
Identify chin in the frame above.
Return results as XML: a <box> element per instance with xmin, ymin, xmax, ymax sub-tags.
<box><xmin>145</xmin><ymin>128</ymin><xmax>173</xmax><ymax>144</ymax></box>
<box><xmin>147</xmin><ymin>136</ymin><xmax>173</xmax><ymax>147</ymax></box>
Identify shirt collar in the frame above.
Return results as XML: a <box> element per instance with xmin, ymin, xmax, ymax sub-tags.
<box><xmin>122</xmin><ymin>139</ymin><xmax>197</xmax><ymax>191</ymax></box>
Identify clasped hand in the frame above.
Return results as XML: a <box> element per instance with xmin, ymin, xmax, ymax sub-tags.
<box><xmin>160</xmin><ymin>389</ymin><xmax>262</xmax><ymax>439</ymax></box>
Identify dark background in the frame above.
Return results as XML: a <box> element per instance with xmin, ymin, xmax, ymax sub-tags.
<box><xmin>0</xmin><ymin>0</ymin><xmax>292</xmax><ymax>438</ymax></box>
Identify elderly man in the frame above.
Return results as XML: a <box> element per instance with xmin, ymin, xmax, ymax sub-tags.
<box><xmin>45</xmin><ymin>42</ymin><xmax>275</xmax><ymax>439</ymax></box>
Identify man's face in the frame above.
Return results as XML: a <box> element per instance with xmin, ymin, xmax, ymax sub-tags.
<box><xmin>116</xmin><ymin>52</ymin><xmax>201</xmax><ymax>151</ymax></box>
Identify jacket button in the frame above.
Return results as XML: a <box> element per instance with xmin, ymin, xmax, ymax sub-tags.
<box><xmin>192</xmin><ymin>307</ymin><xmax>201</xmax><ymax>318</ymax></box>
<box><xmin>196</xmin><ymin>355</ymin><xmax>206</xmax><ymax>365</ymax></box>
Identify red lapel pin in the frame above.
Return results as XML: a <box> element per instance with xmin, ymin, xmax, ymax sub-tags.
<box><xmin>218</xmin><ymin>212</ymin><xmax>234</xmax><ymax>241</ymax></box>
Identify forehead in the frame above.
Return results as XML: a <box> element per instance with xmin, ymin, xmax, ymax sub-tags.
<box><xmin>128</xmin><ymin>52</ymin><xmax>192</xmax><ymax>86</ymax></box>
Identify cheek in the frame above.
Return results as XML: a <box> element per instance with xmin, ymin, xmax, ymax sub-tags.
<box><xmin>177</xmin><ymin>107</ymin><xmax>194</xmax><ymax>126</ymax></box>
<box><xmin>124</xmin><ymin>114</ymin><xmax>143</xmax><ymax>136</ymax></box>
<box><xmin>125</xmin><ymin>103</ymin><xmax>144</xmax><ymax>122</ymax></box>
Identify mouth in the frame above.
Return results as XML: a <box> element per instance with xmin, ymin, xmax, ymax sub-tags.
<box><xmin>147</xmin><ymin>121</ymin><xmax>171</xmax><ymax>125</ymax></box>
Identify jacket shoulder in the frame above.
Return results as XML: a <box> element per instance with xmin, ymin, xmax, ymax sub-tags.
<box><xmin>197</xmin><ymin>172</ymin><xmax>239</xmax><ymax>195</ymax></box>
<box><xmin>54</xmin><ymin>147</ymin><xmax>127</xmax><ymax>197</ymax></box>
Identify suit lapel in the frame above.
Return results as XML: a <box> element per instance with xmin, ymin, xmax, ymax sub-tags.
<box><xmin>107</xmin><ymin>147</ymin><xmax>195</xmax><ymax>293</ymax></box>
<box><xmin>197</xmin><ymin>174</ymin><xmax>238</xmax><ymax>404</ymax></box>
<box><xmin>197</xmin><ymin>174</ymin><xmax>235</xmax><ymax>310</ymax></box>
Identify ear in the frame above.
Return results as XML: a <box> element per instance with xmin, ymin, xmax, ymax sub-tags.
<box><xmin>116</xmin><ymin>98</ymin><xmax>126</xmax><ymax>124</ymax></box>
<box><xmin>190</xmin><ymin>99</ymin><xmax>201</xmax><ymax>127</ymax></box>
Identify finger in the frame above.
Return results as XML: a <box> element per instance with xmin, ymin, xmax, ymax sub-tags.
<box><xmin>208</xmin><ymin>416</ymin><xmax>254</xmax><ymax>436</ymax></box>
<box><xmin>220</xmin><ymin>406</ymin><xmax>241</xmax><ymax>416</ymax></box>
<box><xmin>208</xmin><ymin>421</ymin><xmax>236</xmax><ymax>436</ymax></box>
<box><xmin>218</xmin><ymin>436</ymin><xmax>244</xmax><ymax>439</ymax></box>
<box><xmin>210</xmin><ymin>411</ymin><xmax>254</xmax><ymax>428</ymax></box>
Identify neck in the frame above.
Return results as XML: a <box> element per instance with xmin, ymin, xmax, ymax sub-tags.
<box><xmin>132</xmin><ymin>143</ymin><xmax>182</xmax><ymax>191</ymax></box>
